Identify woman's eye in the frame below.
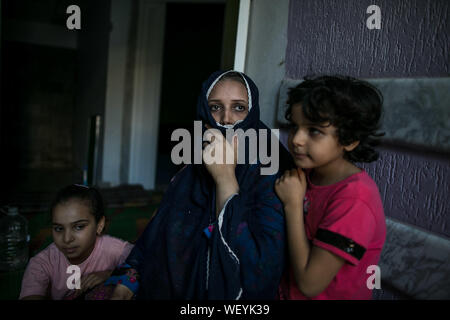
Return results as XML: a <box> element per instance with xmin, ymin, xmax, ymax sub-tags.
<box><xmin>53</xmin><ymin>226</ymin><xmax>63</xmax><ymax>232</ymax></box>
<box><xmin>209</xmin><ymin>105</ymin><xmax>221</xmax><ymax>112</ymax></box>
<box><xmin>234</xmin><ymin>105</ymin><xmax>246</xmax><ymax>112</ymax></box>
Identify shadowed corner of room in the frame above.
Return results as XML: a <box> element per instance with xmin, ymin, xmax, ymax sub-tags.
<box><xmin>0</xmin><ymin>0</ymin><xmax>238</xmax><ymax>299</ymax></box>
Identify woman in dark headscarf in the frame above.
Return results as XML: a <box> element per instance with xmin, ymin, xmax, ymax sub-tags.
<box><xmin>109</xmin><ymin>70</ymin><xmax>294</xmax><ymax>300</ymax></box>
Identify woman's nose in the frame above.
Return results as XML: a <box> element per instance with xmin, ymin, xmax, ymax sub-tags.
<box><xmin>221</xmin><ymin>108</ymin><xmax>234</xmax><ymax>125</ymax></box>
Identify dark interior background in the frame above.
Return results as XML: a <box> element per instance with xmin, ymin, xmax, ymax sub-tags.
<box><xmin>1</xmin><ymin>0</ymin><xmax>111</xmax><ymax>209</ymax></box>
<box><xmin>0</xmin><ymin>0</ymin><xmax>228</xmax><ymax>206</ymax></box>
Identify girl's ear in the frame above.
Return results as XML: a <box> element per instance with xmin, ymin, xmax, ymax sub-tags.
<box><xmin>344</xmin><ymin>140</ymin><xmax>360</xmax><ymax>152</ymax></box>
<box><xmin>96</xmin><ymin>216</ymin><xmax>106</xmax><ymax>235</ymax></box>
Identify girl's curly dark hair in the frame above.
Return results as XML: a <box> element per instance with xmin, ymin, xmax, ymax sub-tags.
<box><xmin>285</xmin><ymin>75</ymin><xmax>384</xmax><ymax>163</ymax></box>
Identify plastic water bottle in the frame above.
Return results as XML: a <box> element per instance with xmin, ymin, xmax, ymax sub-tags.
<box><xmin>0</xmin><ymin>207</ymin><xmax>30</xmax><ymax>271</ymax></box>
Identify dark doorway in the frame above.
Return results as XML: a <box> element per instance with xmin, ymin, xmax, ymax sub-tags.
<box><xmin>1</xmin><ymin>41</ymin><xmax>78</xmax><ymax>193</ymax></box>
<box><xmin>0</xmin><ymin>0</ymin><xmax>111</xmax><ymax>209</ymax></box>
<box><xmin>155</xmin><ymin>2</ymin><xmax>226</xmax><ymax>190</ymax></box>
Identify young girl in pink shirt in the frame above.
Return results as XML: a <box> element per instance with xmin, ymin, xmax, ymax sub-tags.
<box><xmin>19</xmin><ymin>185</ymin><xmax>133</xmax><ymax>300</ymax></box>
<box><xmin>275</xmin><ymin>76</ymin><xmax>386</xmax><ymax>299</ymax></box>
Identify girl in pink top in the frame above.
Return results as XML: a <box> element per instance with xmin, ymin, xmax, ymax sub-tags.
<box><xmin>19</xmin><ymin>185</ymin><xmax>133</xmax><ymax>300</ymax></box>
<box><xmin>275</xmin><ymin>76</ymin><xmax>386</xmax><ymax>299</ymax></box>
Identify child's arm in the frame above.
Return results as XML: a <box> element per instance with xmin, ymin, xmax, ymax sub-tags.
<box><xmin>110</xmin><ymin>283</ymin><xmax>134</xmax><ymax>300</ymax></box>
<box><xmin>105</xmin><ymin>263</ymin><xmax>139</xmax><ymax>299</ymax></box>
<box><xmin>275</xmin><ymin>169</ymin><xmax>345</xmax><ymax>298</ymax></box>
<box><xmin>19</xmin><ymin>255</ymin><xmax>51</xmax><ymax>300</ymax></box>
<box><xmin>80</xmin><ymin>270</ymin><xmax>113</xmax><ymax>293</ymax></box>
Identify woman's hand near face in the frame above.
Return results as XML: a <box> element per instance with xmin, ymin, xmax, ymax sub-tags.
<box><xmin>202</xmin><ymin>125</ymin><xmax>238</xmax><ymax>182</ymax></box>
<box><xmin>203</xmin><ymin>125</ymin><xmax>240</xmax><ymax>216</ymax></box>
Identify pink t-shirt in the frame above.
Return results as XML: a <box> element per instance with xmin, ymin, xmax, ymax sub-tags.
<box><xmin>279</xmin><ymin>170</ymin><xmax>386</xmax><ymax>300</ymax></box>
<box><xmin>19</xmin><ymin>235</ymin><xmax>134</xmax><ymax>300</ymax></box>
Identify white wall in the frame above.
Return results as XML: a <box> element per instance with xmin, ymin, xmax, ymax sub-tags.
<box><xmin>244</xmin><ymin>0</ymin><xmax>290</xmax><ymax>129</ymax></box>
<box><xmin>102</xmin><ymin>0</ymin><xmax>166</xmax><ymax>190</ymax></box>
<box><xmin>102</xmin><ymin>0</ymin><xmax>132</xmax><ymax>187</ymax></box>
<box><xmin>127</xmin><ymin>1</ymin><xmax>165</xmax><ymax>190</ymax></box>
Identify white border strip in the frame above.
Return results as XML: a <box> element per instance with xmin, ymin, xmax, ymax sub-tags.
<box><xmin>206</xmin><ymin>246</ymin><xmax>211</xmax><ymax>291</ymax></box>
<box><xmin>217</xmin><ymin>193</ymin><xmax>240</xmax><ymax>264</ymax></box>
<box><xmin>233</xmin><ymin>0</ymin><xmax>251</xmax><ymax>72</ymax></box>
<box><xmin>217</xmin><ymin>193</ymin><xmax>243</xmax><ymax>299</ymax></box>
<box><xmin>205</xmin><ymin>193</ymin><xmax>243</xmax><ymax>299</ymax></box>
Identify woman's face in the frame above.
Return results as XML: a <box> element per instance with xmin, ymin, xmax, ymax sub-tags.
<box><xmin>208</xmin><ymin>79</ymin><xmax>249</xmax><ymax>126</ymax></box>
<box><xmin>52</xmin><ymin>199</ymin><xmax>104</xmax><ymax>265</ymax></box>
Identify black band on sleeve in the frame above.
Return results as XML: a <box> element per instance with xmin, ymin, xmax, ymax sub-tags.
<box><xmin>315</xmin><ymin>228</ymin><xmax>366</xmax><ymax>261</ymax></box>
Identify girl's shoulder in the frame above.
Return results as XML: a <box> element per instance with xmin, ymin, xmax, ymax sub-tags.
<box><xmin>336</xmin><ymin>170</ymin><xmax>379</xmax><ymax>197</ymax></box>
<box><xmin>28</xmin><ymin>242</ymin><xmax>65</xmax><ymax>271</ymax></box>
<box><xmin>313</xmin><ymin>170</ymin><xmax>377</xmax><ymax>194</ymax></box>
<box><xmin>90</xmin><ymin>235</ymin><xmax>133</xmax><ymax>268</ymax></box>
<box><xmin>98</xmin><ymin>234</ymin><xmax>129</xmax><ymax>245</ymax></box>
<box><xmin>31</xmin><ymin>242</ymin><xmax>61</xmax><ymax>259</ymax></box>
<box><xmin>97</xmin><ymin>235</ymin><xmax>132</xmax><ymax>253</ymax></box>
<box><xmin>323</xmin><ymin>170</ymin><xmax>384</xmax><ymax>216</ymax></box>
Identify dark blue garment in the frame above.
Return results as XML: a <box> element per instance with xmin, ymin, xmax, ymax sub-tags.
<box><xmin>126</xmin><ymin>70</ymin><xmax>294</xmax><ymax>299</ymax></box>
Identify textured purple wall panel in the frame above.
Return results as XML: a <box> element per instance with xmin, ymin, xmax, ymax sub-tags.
<box><xmin>286</xmin><ymin>0</ymin><xmax>450</xmax><ymax>78</ymax></box>
<box><xmin>279</xmin><ymin>132</ymin><xmax>450</xmax><ymax>237</ymax></box>
<box><xmin>361</xmin><ymin>146</ymin><xmax>450</xmax><ymax>238</ymax></box>
<box><xmin>285</xmin><ymin>0</ymin><xmax>450</xmax><ymax>238</ymax></box>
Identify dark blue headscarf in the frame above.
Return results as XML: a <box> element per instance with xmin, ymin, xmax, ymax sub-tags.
<box><xmin>126</xmin><ymin>70</ymin><xmax>294</xmax><ymax>299</ymax></box>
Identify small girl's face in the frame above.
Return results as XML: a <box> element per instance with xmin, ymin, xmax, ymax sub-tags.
<box><xmin>52</xmin><ymin>199</ymin><xmax>105</xmax><ymax>265</ymax></box>
<box><xmin>208</xmin><ymin>79</ymin><xmax>249</xmax><ymax>126</ymax></box>
<box><xmin>288</xmin><ymin>104</ymin><xmax>347</xmax><ymax>171</ymax></box>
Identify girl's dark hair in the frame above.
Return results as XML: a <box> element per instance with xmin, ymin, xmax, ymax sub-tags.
<box><xmin>285</xmin><ymin>75</ymin><xmax>384</xmax><ymax>163</ymax></box>
<box><xmin>50</xmin><ymin>184</ymin><xmax>105</xmax><ymax>223</ymax></box>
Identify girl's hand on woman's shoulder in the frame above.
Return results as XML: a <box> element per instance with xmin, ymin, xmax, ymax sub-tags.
<box><xmin>80</xmin><ymin>270</ymin><xmax>112</xmax><ymax>293</ymax></box>
<box><xmin>275</xmin><ymin>168</ymin><xmax>307</xmax><ymax>211</ymax></box>
<box><xmin>110</xmin><ymin>283</ymin><xmax>134</xmax><ymax>300</ymax></box>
